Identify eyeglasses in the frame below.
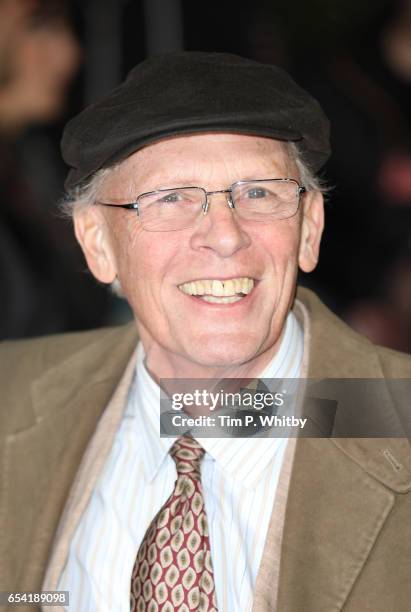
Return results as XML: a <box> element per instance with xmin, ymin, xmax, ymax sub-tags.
<box><xmin>95</xmin><ymin>178</ymin><xmax>306</xmax><ymax>232</ymax></box>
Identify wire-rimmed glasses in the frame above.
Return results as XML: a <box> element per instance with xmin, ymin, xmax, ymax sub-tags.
<box><xmin>95</xmin><ymin>178</ymin><xmax>306</xmax><ymax>232</ymax></box>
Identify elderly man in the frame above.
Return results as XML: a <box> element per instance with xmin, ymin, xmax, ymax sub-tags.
<box><xmin>1</xmin><ymin>52</ymin><xmax>410</xmax><ymax>612</ymax></box>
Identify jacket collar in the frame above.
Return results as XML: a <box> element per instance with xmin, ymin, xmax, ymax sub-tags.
<box><xmin>297</xmin><ymin>286</ymin><xmax>411</xmax><ymax>494</ymax></box>
<box><xmin>32</xmin><ymin>323</ymin><xmax>138</xmax><ymax>424</ymax></box>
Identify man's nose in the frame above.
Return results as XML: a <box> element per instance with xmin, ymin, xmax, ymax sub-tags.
<box><xmin>189</xmin><ymin>192</ymin><xmax>251</xmax><ymax>257</ymax></box>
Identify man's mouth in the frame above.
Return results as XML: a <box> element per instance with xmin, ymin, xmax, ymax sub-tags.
<box><xmin>177</xmin><ymin>277</ymin><xmax>255</xmax><ymax>304</ymax></box>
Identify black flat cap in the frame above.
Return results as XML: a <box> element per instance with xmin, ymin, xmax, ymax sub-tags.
<box><xmin>62</xmin><ymin>52</ymin><xmax>330</xmax><ymax>190</ymax></box>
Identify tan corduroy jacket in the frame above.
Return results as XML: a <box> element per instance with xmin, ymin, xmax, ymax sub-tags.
<box><xmin>1</xmin><ymin>287</ymin><xmax>410</xmax><ymax>612</ymax></box>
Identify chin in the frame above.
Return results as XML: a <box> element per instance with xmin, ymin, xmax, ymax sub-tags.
<box><xmin>185</xmin><ymin>334</ymin><xmax>261</xmax><ymax>370</ymax></box>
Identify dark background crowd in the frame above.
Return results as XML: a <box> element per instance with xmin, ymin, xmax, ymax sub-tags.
<box><xmin>1</xmin><ymin>0</ymin><xmax>410</xmax><ymax>352</ymax></box>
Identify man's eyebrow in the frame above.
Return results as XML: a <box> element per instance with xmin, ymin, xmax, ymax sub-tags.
<box><xmin>133</xmin><ymin>173</ymin><xmax>286</xmax><ymax>191</ymax></box>
<box><xmin>144</xmin><ymin>180</ymin><xmax>202</xmax><ymax>189</ymax></box>
<box><xmin>132</xmin><ymin>175</ymin><xmax>200</xmax><ymax>190</ymax></box>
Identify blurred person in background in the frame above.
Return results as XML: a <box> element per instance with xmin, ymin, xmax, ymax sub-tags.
<box><xmin>0</xmin><ymin>0</ymin><xmax>111</xmax><ymax>339</ymax></box>
<box><xmin>290</xmin><ymin>0</ymin><xmax>411</xmax><ymax>352</ymax></box>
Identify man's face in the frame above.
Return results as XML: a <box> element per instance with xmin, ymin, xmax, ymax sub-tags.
<box><xmin>76</xmin><ymin>134</ymin><xmax>323</xmax><ymax>375</ymax></box>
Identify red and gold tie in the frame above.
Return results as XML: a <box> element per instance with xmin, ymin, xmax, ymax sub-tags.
<box><xmin>130</xmin><ymin>436</ymin><xmax>218</xmax><ymax>611</ymax></box>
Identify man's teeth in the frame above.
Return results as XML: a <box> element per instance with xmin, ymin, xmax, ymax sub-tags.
<box><xmin>178</xmin><ymin>277</ymin><xmax>254</xmax><ymax>301</ymax></box>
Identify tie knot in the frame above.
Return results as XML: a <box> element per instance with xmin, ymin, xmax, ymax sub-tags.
<box><xmin>170</xmin><ymin>436</ymin><xmax>205</xmax><ymax>478</ymax></box>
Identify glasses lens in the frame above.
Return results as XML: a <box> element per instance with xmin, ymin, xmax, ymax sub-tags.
<box><xmin>232</xmin><ymin>180</ymin><xmax>300</xmax><ymax>220</ymax></box>
<box><xmin>138</xmin><ymin>188</ymin><xmax>205</xmax><ymax>231</ymax></box>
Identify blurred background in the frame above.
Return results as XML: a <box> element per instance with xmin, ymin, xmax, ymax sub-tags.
<box><xmin>0</xmin><ymin>0</ymin><xmax>410</xmax><ymax>352</ymax></box>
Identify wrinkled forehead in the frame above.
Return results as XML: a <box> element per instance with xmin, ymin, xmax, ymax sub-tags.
<box><xmin>101</xmin><ymin>133</ymin><xmax>297</xmax><ymax>194</ymax></box>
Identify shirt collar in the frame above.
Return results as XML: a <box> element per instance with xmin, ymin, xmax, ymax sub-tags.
<box><xmin>128</xmin><ymin>310</ymin><xmax>304</xmax><ymax>487</ymax></box>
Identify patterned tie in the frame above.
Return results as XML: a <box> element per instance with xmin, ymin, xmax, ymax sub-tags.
<box><xmin>130</xmin><ymin>436</ymin><xmax>218</xmax><ymax>612</ymax></box>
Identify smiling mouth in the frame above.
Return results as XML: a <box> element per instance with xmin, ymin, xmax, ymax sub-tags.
<box><xmin>177</xmin><ymin>277</ymin><xmax>255</xmax><ymax>304</ymax></box>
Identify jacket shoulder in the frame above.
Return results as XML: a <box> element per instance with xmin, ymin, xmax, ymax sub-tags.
<box><xmin>0</xmin><ymin>326</ymin><xmax>127</xmax><ymax>381</ymax></box>
<box><xmin>296</xmin><ymin>286</ymin><xmax>411</xmax><ymax>377</ymax></box>
<box><xmin>0</xmin><ymin>324</ymin><xmax>137</xmax><ymax>435</ymax></box>
<box><xmin>374</xmin><ymin>344</ymin><xmax>411</xmax><ymax>377</ymax></box>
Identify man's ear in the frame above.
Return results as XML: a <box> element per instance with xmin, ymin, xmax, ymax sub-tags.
<box><xmin>73</xmin><ymin>207</ymin><xmax>117</xmax><ymax>283</ymax></box>
<box><xmin>298</xmin><ymin>190</ymin><xmax>324</xmax><ymax>273</ymax></box>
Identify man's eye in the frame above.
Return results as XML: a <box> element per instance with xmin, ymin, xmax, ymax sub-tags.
<box><xmin>245</xmin><ymin>187</ymin><xmax>269</xmax><ymax>199</ymax></box>
<box><xmin>158</xmin><ymin>192</ymin><xmax>182</xmax><ymax>204</ymax></box>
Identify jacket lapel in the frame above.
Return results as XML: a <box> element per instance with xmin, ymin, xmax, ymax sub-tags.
<box><xmin>253</xmin><ymin>288</ymin><xmax>411</xmax><ymax>611</ymax></box>
<box><xmin>4</xmin><ymin>324</ymin><xmax>137</xmax><ymax>593</ymax></box>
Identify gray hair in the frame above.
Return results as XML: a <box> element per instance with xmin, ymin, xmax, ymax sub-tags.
<box><xmin>61</xmin><ymin>140</ymin><xmax>326</xmax><ymax>218</ymax></box>
<box><xmin>286</xmin><ymin>142</ymin><xmax>325</xmax><ymax>192</ymax></box>
<box><xmin>60</xmin><ymin>166</ymin><xmax>115</xmax><ymax>218</ymax></box>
